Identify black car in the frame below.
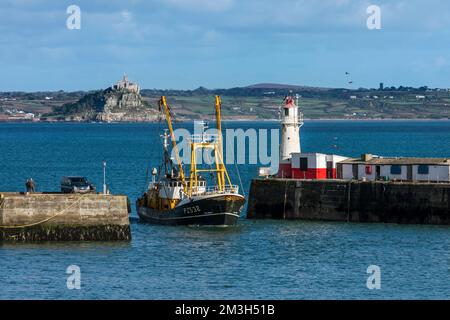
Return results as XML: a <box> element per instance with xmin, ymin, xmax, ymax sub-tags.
<box><xmin>61</xmin><ymin>176</ymin><xmax>96</xmax><ymax>194</ymax></box>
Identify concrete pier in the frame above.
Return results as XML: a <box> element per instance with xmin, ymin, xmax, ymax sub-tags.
<box><xmin>247</xmin><ymin>179</ymin><xmax>450</xmax><ymax>225</ymax></box>
<box><xmin>0</xmin><ymin>193</ymin><xmax>131</xmax><ymax>241</ymax></box>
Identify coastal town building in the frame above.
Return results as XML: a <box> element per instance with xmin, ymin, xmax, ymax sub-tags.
<box><xmin>337</xmin><ymin>154</ymin><xmax>450</xmax><ymax>182</ymax></box>
<box><xmin>290</xmin><ymin>153</ymin><xmax>348</xmax><ymax>179</ymax></box>
<box><xmin>275</xmin><ymin>94</ymin><xmax>450</xmax><ymax>182</ymax></box>
<box><xmin>279</xmin><ymin>151</ymin><xmax>450</xmax><ymax>182</ymax></box>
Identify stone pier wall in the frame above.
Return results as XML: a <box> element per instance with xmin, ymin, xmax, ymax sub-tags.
<box><xmin>247</xmin><ymin>179</ymin><xmax>450</xmax><ymax>225</ymax></box>
<box><xmin>0</xmin><ymin>193</ymin><xmax>131</xmax><ymax>241</ymax></box>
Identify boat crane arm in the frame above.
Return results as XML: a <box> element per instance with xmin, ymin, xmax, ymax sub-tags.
<box><xmin>215</xmin><ymin>95</ymin><xmax>223</xmax><ymax>136</ymax></box>
<box><xmin>159</xmin><ymin>96</ymin><xmax>187</xmax><ymax>190</ymax></box>
<box><xmin>215</xmin><ymin>96</ymin><xmax>226</xmax><ymax>190</ymax></box>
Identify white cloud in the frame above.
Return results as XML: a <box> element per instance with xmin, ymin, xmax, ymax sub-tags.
<box><xmin>121</xmin><ymin>10</ymin><xmax>132</xmax><ymax>23</ymax></box>
<box><xmin>108</xmin><ymin>10</ymin><xmax>151</xmax><ymax>41</ymax></box>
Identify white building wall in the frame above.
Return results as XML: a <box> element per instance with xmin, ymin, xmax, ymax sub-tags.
<box><xmin>413</xmin><ymin>165</ymin><xmax>450</xmax><ymax>182</ymax></box>
<box><xmin>292</xmin><ymin>153</ymin><xmax>349</xmax><ymax>169</ymax></box>
<box><xmin>327</xmin><ymin>155</ymin><xmax>349</xmax><ymax>168</ymax></box>
<box><xmin>291</xmin><ymin>153</ymin><xmax>300</xmax><ymax>168</ymax></box>
<box><xmin>357</xmin><ymin>164</ymin><xmax>376</xmax><ymax>181</ymax></box>
<box><xmin>291</xmin><ymin>153</ymin><xmax>299</xmax><ymax>168</ymax></box>
<box><xmin>341</xmin><ymin>164</ymin><xmax>354</xmax><ymax>179</ymax></box>
<box><xmin>341</xmin><ymin>163</ymin><xmax>450</xmax><ymax>181</ymax></box>
<box><xmin>308</xmin><ymin>154</ymin><xmax>317</xmax><ymax>168</ymax></box>
<box><xmin>292</xmin><ymin>153</ymin><xmax>321</xmax><ymax>169</ymax></box>
<box><xmin>382</xmin><ymin>165</ymin><xmax>408</xmax><ymax>180</ymax></box>
<box><xmin>357</xmin><ymin>165</ymin><xmax>365</xmax><ymax>180</ymax></box>
<box><xmin>316</xmin><ymin>154</ymin><xmax>327</xmax><ymax>169</ymax></box>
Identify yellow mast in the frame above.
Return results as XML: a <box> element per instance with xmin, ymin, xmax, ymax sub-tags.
<box><xmin>158</xmin><ymin>95</ymin><xmax>235</xmax><ymax>197</ymax></box>
<box><xmin>159</xmin><ymin>96</ymin><xmax>186</xmax><ymax>190</ymax></box>
<box><xmin>215</xmin><ymin>96</ymin><xmax>226</xmax><ymax>191</ymax></box>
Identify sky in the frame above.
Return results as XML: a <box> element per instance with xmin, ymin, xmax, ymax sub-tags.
<box><xmin>1</xmin><ymin>0</ymin><xmax>450</xmax><ymax>91</ymax></box>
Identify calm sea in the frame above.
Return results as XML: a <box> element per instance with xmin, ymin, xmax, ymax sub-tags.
<box><xmin>0</xmin><ymin>120</ymin><xmax>449</xmax><ymax>299</ymax></box>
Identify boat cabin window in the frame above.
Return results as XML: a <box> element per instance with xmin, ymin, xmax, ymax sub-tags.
<box><xmin>163</xmin><ymin>181</ymin><xmax>178</xmax><ymax>187</ymax></box>
<box><xmin>164</xmin><ymin>181</ymin><xmax>182</xmax><ymax>187</ymax></box>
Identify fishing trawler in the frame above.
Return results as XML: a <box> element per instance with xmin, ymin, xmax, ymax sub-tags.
<box><xmin>136</xmin><ymin>96</ymin><xmax>245</xmax><ymax>226</ymax></box>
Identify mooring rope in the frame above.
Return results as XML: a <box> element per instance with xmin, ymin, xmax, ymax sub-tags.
<box><xmin>0</xmin><ymin>193</ymin><xmax>88</xmax><ymax>229</ymax></box>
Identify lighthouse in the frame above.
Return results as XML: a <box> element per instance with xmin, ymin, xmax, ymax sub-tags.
<box><xmin>278</xmin><ymin>93</ymin><xmax>303</xmax><ymax>178</ymax></box>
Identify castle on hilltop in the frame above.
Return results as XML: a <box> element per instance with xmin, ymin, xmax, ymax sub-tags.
<box><xmin>112</xmin><ymin>74</ymin><xmax>140</xmax><ymax>94</ymax></box>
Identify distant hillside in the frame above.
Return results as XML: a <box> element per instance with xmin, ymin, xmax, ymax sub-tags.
<box><xmin>140</xmin><ymin>85</ymin><xmax>331</xmax><ymax>99</ymax></box>
<box><xmin>2</xmin><ymin>83</ymin><xmax>450</xmax><ymax>121</ymax></box>
<box><xmin>245</xmin><ymin>83</ymin><xmax>328</xmax><ymax>91</ymax></box>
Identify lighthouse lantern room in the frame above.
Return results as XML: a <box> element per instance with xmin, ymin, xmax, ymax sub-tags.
<box><xmin>278</xmin><ymin>93</ymin><xmax>303</xmax><ymax>178</ymax></box>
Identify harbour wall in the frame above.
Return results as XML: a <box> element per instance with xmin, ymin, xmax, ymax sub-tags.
<box><xmin>0</xmin><ymin>193</ymin><xmax>131</xmax><ymax>241</ymax></box>
<box><xmin>247</xmin><ymin>179</ymin><xmax>450</xmax><ymax>225</ymax></box>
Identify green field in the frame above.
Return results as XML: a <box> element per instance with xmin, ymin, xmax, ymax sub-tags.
<box><xmin>2</xmin><ymin>87</ymin><xmax>450</xmax><ymax>120</ymax></box>
<box><xmin>143</xmin><ymin>92</ymin><xmax>450</xmax><ymax>120</ymax></box>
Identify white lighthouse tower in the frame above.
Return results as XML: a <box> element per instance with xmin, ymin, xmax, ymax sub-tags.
<box><xmin>278</xmin><ymin>93</ymin><xmax>303</xmax><ymax>178</ymax></box>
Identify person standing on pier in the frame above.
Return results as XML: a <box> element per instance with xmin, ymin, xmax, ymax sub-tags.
<box><xmin>25</xmin><ymin>178</ymin><xmax>36</xmax><ymax>193</ymax></box>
